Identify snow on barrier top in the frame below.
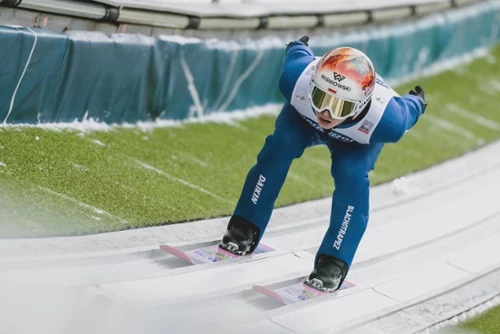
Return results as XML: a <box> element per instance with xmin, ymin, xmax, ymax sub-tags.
<box><xmin>0</xmin><ymin>0</ymin><xmax>486</xmax><ymax>30</ymax></box>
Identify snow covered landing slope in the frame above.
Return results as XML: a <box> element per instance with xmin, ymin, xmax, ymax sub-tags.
<box><xmin>2</xmin><ymin>142</ymin><xmax>500</xmax><ymax>334</ymax></box>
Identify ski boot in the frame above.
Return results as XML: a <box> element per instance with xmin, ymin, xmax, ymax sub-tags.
<box><xmin>305</xmin><ymin>254</ymin><xmax>348</xmax><ymax>292</ymax></box>
<box><xmin>219</xmin><ymin>216</ymin><xmax>260</xmax><ymax>256</ymax></box>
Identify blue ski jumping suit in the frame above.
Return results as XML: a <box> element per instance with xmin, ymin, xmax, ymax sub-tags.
<box><xmin>232</xmin><ymin>40</ymin><xmax>426</xmax><ymax>271</ymax></box>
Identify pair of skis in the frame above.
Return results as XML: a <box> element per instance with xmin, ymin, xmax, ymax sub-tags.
<box><xmin>160</xmin><ymin>242</ymin><xmax>355</xmax><ymax>305</ymax></box>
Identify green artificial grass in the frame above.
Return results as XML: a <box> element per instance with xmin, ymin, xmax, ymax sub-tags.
<box><xmin>0</xmin><ymin>45</ymin><xmax>499</xmax><ymax>238</ymax></box>
<box><xmin>458</xmin><ymin>305</ymin><xmax>500</xmax><ymax>333</ymax></box>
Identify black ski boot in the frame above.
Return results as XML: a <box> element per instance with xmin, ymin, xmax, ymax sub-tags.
<box><xmin>219</xmin><ymin>216</ymin><xmax>260</xmax><ymax>256</ymax></box>
<box><xmin>305</xmin><ymin>254</ymin><xmax>348</xmax><ymax>292</ymax></box>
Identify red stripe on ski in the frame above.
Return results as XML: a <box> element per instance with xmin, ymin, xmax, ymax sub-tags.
<box><xmin>160</xmin><ymin>245</ymin><xmax>193</xmax><ymax>263</ymax></box>
<box><xmin>253</xmin><ymin>285</ymin><xmax>286</xmax><ymax>304</ymax></box>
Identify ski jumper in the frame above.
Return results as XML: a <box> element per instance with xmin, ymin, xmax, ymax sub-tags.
<box><xmin>232</xmin><ymin>41</ymin><xmax>426</xmax><ymax>270</ymax></box>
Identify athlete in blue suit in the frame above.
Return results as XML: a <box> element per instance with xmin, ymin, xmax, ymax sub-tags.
<box><xmin>220</xmin><ymin>36</ymin><xmax>427</xmax><ymax>292</ymax></box>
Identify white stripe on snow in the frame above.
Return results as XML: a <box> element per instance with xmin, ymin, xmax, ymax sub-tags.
<box><xmin>489</xmin><ymin>78</ymin><xmax>500</xmax><ymax>92</ymax></box>
<box><xmin>447</xmin><ymin>104</ymin><xmax>500</xmax><ymax>131</ymax></box>
<box><xmin>423</xmin><ymin>114</ymin><xmax>485</xmax><ymax>144</ymax></box>
<box><xmin>405</xmin><ymin>128</ymin><xmax>423</xmax><ymax>139</ymax></box>
<box><xmin>39</xmin><ymin>187</ymin><xmax>127</xmax><ymax>224</ymax></box>
<box><xmin>91</xmin><ymin>139</ymin><xmax>106</xmax><ymax>146</ymax></box>
<box><xmin>307</xmin><ymin>157</ymin><xmax>331</xmax><ymax>169</ymax></box>
<box><xmin>287</xmin><ymin>171</ymin><xmax>313</xmax><ymax>186</ymax></box>
<box><xmin>176</xmin><ymin>152</ymin><xmax>208</xmax><ymax>167</ymax></box>
<box><xmin>135</xmin><ymin>160</ymin><xmax>232</xmax><ymax>204</ymax></box>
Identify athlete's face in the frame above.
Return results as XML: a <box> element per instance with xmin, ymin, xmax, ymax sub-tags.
<box><xmin>315</xmin><ymin>109</ymin><xmax>344</xmax><ymax>129</ymax></box>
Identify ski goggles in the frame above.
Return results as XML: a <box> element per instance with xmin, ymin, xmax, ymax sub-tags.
<box><xmin>308</xmin><ymin>84</ymin><xmax>356</xmax><ymax>120</ymax></box>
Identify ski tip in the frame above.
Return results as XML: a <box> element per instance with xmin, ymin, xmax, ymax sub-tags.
<box><xmin>159</xmin><ymin>245</ymin><xmax>193</xmax><ymax>263</ymax></box>
<box><xmin>252</xmin><ymin>285</ymin><xmax>286</xmax><ymax>304</ymax></box>
<box><xmin>255</xmin><ymin>242</ymin><xmax>276</xmax><ymax>252</ymax></box>
<box><xmin>343</xmin><ymin>280</ymin><xmax>356</xmax><ymax>288</ymax></box>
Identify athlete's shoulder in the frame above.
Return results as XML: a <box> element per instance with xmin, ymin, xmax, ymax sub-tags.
<box><xmin>373</xmin><ymin>75</ymin><xmax>399</xmax><ymax>99</ymax></box>
<box><xmin>370</xmin><ymin>75</ymin><xmax>402</xmax><ymax>117</ymax></box>
<box><xmin>370</xmin><ymin>75</ymin><xmax>426</xmax><ymax>143</ymax></box>
<box><xmin>279</xmin><ymin>56</ymin><xmax>318</xmax><ymax>102</ymax></box>
<box><xmin>364</xmin><ymin>75</ymin><xmax>405</xmax><ymax>142</ymax></box>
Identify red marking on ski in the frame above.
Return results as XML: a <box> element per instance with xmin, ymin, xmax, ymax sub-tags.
<box><xmin>160</xmin><ymin>245</ymin><xmax>193</xmax><ymax>263</ymax></box>
<box><xmin>160</xmin><ymin>243</ymin><xmax>275</xmax><ymax>265</ymax></box>
<box><xmin>253</xmin><ymin>285</ymin><xmax>286</xmax><ymax>304</ymax></box>
<box><xmin>254</xmin><ymin>279</ymin><xmax>357</xmax><ymax>304</ymax></box>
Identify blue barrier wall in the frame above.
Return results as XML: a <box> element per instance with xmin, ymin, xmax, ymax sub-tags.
<box><xmin>1</xmin><ymin>1</ymin><xmax>499</xmax><ymax>125</ymax></box>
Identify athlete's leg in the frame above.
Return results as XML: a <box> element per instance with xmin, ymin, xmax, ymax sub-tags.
<box><xmin>229</xmin><ymin>103</ymin><xmax>316</xmax><ymax>246</ymax></box>
<box><xmin>314</xmin><ymin>140</ymin><xmax>384</xmax><ymax>284</ymax></box>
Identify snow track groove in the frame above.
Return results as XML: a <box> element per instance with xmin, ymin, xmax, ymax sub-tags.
<box><xmin>2</xmin><ymin>141</ymin><xmax>500</xmax><ymax>334</ymax></box>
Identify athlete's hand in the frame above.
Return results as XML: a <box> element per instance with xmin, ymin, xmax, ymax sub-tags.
<box><xmin>409</xmin><ymin>85</ymin><xmax>425</xmax><ymax>100</ymax></box>
<box><xmin>286</xmin><ymin>35</ymin><xmax>309</xmax><ymax>49</ymax></box>
<box><xmin>298</xmin><ymin>35</ymin><xmax>309</xmax><ymax>46</ymax></box>
<box><xmin>409</xmin><ymin>85</ymin><xmax>427</xmax><ymax>112</ymax></box>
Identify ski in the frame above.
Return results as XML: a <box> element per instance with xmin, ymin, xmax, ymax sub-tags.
<box><xmin>160</xmin><ymin>242</ymin><xmax>275</xmax><ymax>265</ymax></box>
<box><xmin>253</xmin><ymin>278</ymin><xmax>355</xmax><ymax>304</ymax></box>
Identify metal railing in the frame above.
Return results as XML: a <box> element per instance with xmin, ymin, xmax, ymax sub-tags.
<box><xmin>0</xmin><ymin>0</ymin><xmax>486</xmax><ymax>31</ymax></box>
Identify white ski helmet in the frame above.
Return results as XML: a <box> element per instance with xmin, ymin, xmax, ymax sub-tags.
<box><xmin>309</xmin><ymin>47</ymin><xmax>376</xmax><ymax>120</ymax></box>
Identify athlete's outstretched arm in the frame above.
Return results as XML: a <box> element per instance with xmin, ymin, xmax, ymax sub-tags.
<box><xmin>279</xmin><ymin>36</ymin><xmax>316</xmax><ymax>101</ymax></box>
<box><xmin>371</xmin><ymin>85</ymin><xmax>427</xmax><ymax>143</ymax></box>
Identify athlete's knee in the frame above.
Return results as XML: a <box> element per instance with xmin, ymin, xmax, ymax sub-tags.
<box><xmin>259</xmin><ymin>132</ymin><xmax>308</xmax><ymax>161</ymax></box>
<box><xmin>331</xmin><ymin>157</ymin><xmax>371</xmax><ymax>186</ymax></box>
